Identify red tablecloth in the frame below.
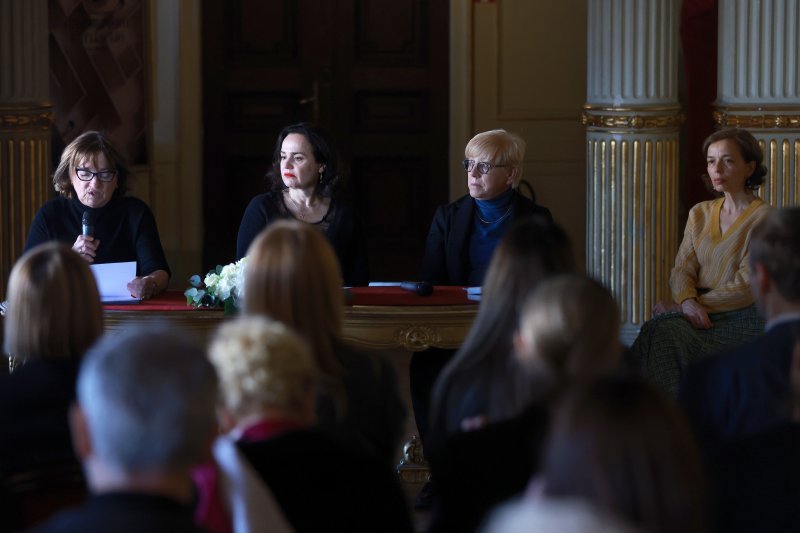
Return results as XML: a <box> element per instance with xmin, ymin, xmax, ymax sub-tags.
<box><xmin>348</xmin><ymin>286</ymin><xmax>473</xmax><ymax>306</ymax></box>
<box><xmin>104</xmin><ymin>286</ymin><xmax>475</xmax><ymax>312</ymax></box>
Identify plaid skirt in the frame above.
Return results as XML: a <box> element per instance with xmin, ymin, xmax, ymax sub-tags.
<box><xmin>631</xmin><ymin>305</ymin><xmax>764</xmax><ymax>396</ymax></box>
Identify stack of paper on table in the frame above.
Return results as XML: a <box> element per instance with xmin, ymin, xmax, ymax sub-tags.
<box><xmin>90</xmin><ymin>261</ymin><xmax>140</xmax><ymax>304</ymax></box>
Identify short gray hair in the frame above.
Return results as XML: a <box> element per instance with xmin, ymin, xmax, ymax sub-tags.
<box><xmin>77</xmin><ymin>327</ymin><xmax>218</xmax><ymax>472</ymax></box>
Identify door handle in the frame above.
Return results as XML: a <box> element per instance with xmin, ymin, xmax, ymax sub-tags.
<box><xmin>299</xmin><ymin>79</ymin><xmax>320</xmax><ymax>122</ymax></box>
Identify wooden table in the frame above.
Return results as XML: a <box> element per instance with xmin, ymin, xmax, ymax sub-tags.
<box><xmin>103</xmin><ymin>287</ymin><xmax>478</xmax><ymax>479</ymax></box>
<box><xmin>103</xmin><ymin>286</ymin><xmax>478</xmax><ymax>352</ymax></box>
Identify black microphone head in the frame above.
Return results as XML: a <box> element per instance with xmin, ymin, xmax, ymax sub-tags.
<box><xmin>82</xmin><ymin>211</ymin><xmax>95</xmax><ymax>237</ymax></box>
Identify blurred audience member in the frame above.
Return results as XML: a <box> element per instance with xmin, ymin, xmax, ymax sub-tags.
<box><xmin>710</xmin><ymin>337</ymin><xmax>800</xmax><ymax>533</ymax></box>
<box><xmin>1</xmin><ymin>243</ymin><xmax>103</xmax><ymax>528</ymax></box>
<box><xmin>33</xmin><ymin>327</ymin><xmax>218</xmax><ymax>532</ymax></box>
<box><xmin>680</xmin><ymin>207</ymin><xmax>800</xmax><ymax>445</ymax></box>
<box><xmin>243</xmin><ymin>220</ymin><xmax>404</xmax><ymax>465</ymax></box>
<box><xmin>428</xmin><ymin>217</ymin><xmax>574</xmax><ymax>446</ymax></box>
<box><xmin>197</xmin><ymin>316</ymin><xmax>412</xmax><ymax>533</ymax></box>
<box><xmin>533</xmin><ymin>377</ymin><xmax>708</xmax><ymax>533</ymax></box>
<box><xmin>429</xmin><ymin>274</ymin><xmax>622</xmax><ymax>532</ymax></box>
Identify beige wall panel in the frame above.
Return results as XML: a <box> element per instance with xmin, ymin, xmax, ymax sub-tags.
<box><xmin>465</xmin><ymin>0</ymin><xmax>587</xmax><ymax>267</ymax></box>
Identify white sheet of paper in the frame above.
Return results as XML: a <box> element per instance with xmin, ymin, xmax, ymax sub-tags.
<box><xmin>465</xmin><ymin>286</ymin><xmax>482</xmax><ymax>295</ymax></box>
<box><xmin>368</xmin><ymin>282</ymin><xmax>403</xmax><ymax>287</ymax></box>
<box><xmin>90</xmin><ymin>261</ymin><xmax>139</xmax><ymax>304</ymax></box>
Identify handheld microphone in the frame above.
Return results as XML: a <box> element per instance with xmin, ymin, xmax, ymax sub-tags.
<box><xmin>400</xmin><ymin>281</ymin><xmax>434</xmax><ymax>297</ymax></box>
<box><xmin>81</xmin><ymin>211</ymin><xmax>94</xmax><ymax>237</ymax></box>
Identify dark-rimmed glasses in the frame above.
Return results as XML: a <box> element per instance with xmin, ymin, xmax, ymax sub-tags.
<box><xmin>76</xmin><ymin>168</ymin><xmax>116</xmax><ymax>182</ymax></box>
<box><xmin>462</xmin><ymin>160</ymin><xmax>507</xmax><ymax>175</ymax></box>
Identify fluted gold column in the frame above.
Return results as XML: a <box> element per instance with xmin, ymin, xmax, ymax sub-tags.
<box><xmin>715</xmin><ymin>0</ymin><xmax>800</xmax><ymax>207</ymax></box>
<box><xmin>584</xmin><ymin>0</ymin><xmax>682</xmax><ymax>345</ymax></box>
<box><xmin>0</xmin><ymin>0</ymin><xmax>53</xmax><ymax>300</ymax></box>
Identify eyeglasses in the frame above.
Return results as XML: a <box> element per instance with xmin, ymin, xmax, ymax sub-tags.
<box><xmin>76</xmin><ymin>168</ymin><xmax>116</xmax><ymax>182</ymax></box>
<box><xmin>462</xmin><ymin>160</ymin><xmax>507</xmax><ymax>175</ymax></box>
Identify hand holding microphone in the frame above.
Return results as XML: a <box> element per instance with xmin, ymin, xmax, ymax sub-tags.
<box><xmin>73</xmin><ymin>211</ymin><xmax>99</xmax><ymax>262</ymax></box>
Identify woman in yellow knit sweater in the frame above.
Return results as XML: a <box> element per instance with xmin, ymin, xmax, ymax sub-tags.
<box><xmin>633</xmin><ymin>128</ymin><xmax>772</xmax><ymax>395</ymax></box>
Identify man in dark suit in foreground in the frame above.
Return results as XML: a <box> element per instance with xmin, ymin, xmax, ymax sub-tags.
<box><xmin>680</xmin><ymin>207</ymin><xmax>800</xmax><ymax>447</ymax></box>
<box><xmin>34</xmin><ymin>328</ymin><xmax>218</xmax><ymax>533</ymax></box>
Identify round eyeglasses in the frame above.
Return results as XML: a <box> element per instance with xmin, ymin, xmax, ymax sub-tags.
<box><xmin>462</xmin><ymin>160</ymin><xmax>507</xmax><ymax>175</ymax></box>
<box><xmin>76</xmin><ymin>168</ymin><xmax>116</xmax><ymax>182</ymax></box>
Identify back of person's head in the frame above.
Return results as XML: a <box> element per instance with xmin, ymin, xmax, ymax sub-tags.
<box><xmin>481</xmin><ymin>216</ymin><xmax>574</xmax><ymax>321</ymax></box>
<box><xmin>749</xmin><ymin>207</ymin><xmax>800</xmax><ymax>302</ymax></box>
<box><xmin>76</xmin><ymin>327</ymin><xmax>218</xmax><ymax>473</ymax></box>
<box><xmin>432</xmin><ymin>217</ymin><xmax>574</xmax><ymax>430</ymax></box>
<box><xmin>53</xmin><ymin>130</ymin><xmax>131</xmax><ymax>197</ymax></box>
<box><xmin>242</xmin><ymin>220</ymin><xmax>344</xmax><ymax>377</ymax></box>
<box><xmin>209</xmin><ymin>315</ymin><xmax>318</xmax><ymax>422</ymax></box>
<box><xmin>542</xmin><ymin>377</ymin><xmax>707</xmax><ymax>533</ymax></box>
<box><xmin>3</xmin><ymin>242</ymin><xmax>103</xmax><ymax>363</ymax></box>
<box><xmin>515</xmin><ymin>274</ymin><xmax>622</xmax><ymax>392</ymax></box>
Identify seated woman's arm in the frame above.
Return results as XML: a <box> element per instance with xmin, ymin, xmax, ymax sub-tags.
<box><xmin>130</xmin><ymin>201</ymin><xmax>171</xmax><ymax>299</ymax></box>
<box><xmin>420</xmin><ymin>205</ymin><xmax>450</xmax><ymax>284</ymax></box>
<box><xmin>669</xmin><ymin>208</ymin><xmax>711</xmax><ymax>328</ymax></box>
<box><xmin>696</xmin><ymin>250</ymin><xmax>755</xmax><ymax>312</ymax></box>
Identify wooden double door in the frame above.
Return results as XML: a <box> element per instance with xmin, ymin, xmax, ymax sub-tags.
<box><xmin>202</xmin><ymin>0</ymin><xmax>449</xmax><ymax>280</ymax></box>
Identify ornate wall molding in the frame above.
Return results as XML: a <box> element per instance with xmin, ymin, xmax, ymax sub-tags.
<box><xmin>583</xmin><ymin>107</ymin><xmax>684</xmax><ymax>130</ymax></box>
<box><xmin>713</xmin><ymin>109</ymin><xmax>800</xmax><ymax>129</ymax></box>
<box><xmin>0</xmin><ymin>105</ymin><xmax>55</xmax><ymax>132</ymax></box>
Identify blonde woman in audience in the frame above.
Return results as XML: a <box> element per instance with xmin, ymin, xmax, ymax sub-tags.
<box><xmin>0</xmin><ymin>243</ymin><xmax>103</xmax><ymax>527</ymax></box>
<box><xmin>429</xmin><ymin>274</ymin><xmax>624</xmax><ymax>533</ymax></box>
<box><xmin>495</xmin><ymin>377</ymin><xmax>709</xmax><ymax>533</ymax></box>
<box><xmin>243</xmin><ymin>220</ymin><xmax>404</xmax><ymax>465</ymax></box>
<box><xmin>195</xmin><ymin>316</ymin><xmax>412</xmax><ymax>533</ymax></box>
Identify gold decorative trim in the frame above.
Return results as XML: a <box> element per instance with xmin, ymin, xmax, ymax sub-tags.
<box><xmin>582</xmin><ymin>110</ymin><xmax>684</xmax><ymax>130</ymax></box>
<box><xmin>713</xmin><ymin>110</ymin><xmax>800</xmax><ymax>129</ymax></box>
<box><xmin>0</xmin><ymin>106</ymin><xmax>55</xmax><ymax>132</ymax></box>
<box><xmin>394</xmin><ymin>325</ymin><xmax>440</xmax><ymax>352</ymax></box>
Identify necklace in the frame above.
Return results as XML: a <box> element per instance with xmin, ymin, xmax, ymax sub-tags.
<box><xmin>284</xmin><ymin>191</ymin><xmax>314</xmax><ymax>220</ymax></box>
<box><xmin>476</xmin><ymin>205</ymin><xmax>512</xmax><ymax>225</ymax></box>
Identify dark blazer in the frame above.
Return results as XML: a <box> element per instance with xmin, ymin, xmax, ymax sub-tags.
<box><xmin>679</xmin><ymin>318</ymin><xmax>800</xmax><ymax>447</ymax></box>
<box><xmin>0</xmin><ymin>358</ymin><xmax>81</xmax><ymax>475</ymax></box>
<box><xmin>428</xmin><ymin>402</ymin><xmax>550</xmax><ymax>533</ymax></box>
<box><xmin>236</xmin><ymin>190</ymin><xmax>369</xmax><ymax>286</ymax></box>
<box><xmin>317</xmin><ymin>341</ymin><xmax>406</xmax><ymax>467</ymax></box>
<box><xmin>238</xmin><ymin>429</ymin><xmax>413</xmax><ymax>533</ymax></box>
<box><xmin>32</xmin><ymin>493</ymin><xmax>204</xmax><ymax>533</ymax></box>
<box><xmin>711</xmin><ymin>423</ymin><xmax>800</xmax><ymax>533</ymax></box>
<box><xmin>420</xmin><ymin>190</ymin><xmax>552</xmax><ymax>285</ymax></box>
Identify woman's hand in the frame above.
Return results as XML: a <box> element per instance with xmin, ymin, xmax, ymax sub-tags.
<box><xmin>72</xmin><ymin>235</ymin><xmax>100</xmax><ymax>263</ymax></box>
<box><xmin>680</xmin><ymin>298</ymin><xmax>712</xmax><ymax>329</ymax></box>
<box><xmin>653</xmin><ymin>301</ymin><xmax>681</xmax><ymax>315</ymax></box>
<box><xmin>127</xmin><ymin>275</ymin><xmax>158</xmax><ymax>300</ymax></box>
<box><xmin>460</xmin><ymin>414</ymin><xmax>488</xmax><ymax>432</ymax></box>
<box><xmin>127</xmin><ymin>270</ymin><xmax>169</xmax><ymax>300</ymax></box>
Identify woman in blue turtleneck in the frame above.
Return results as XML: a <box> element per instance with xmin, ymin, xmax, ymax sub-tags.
<box><xmin>420</xmin><ymin>129</ymin><xmax>552</xmax><ymax>286</ymax></box>
<box><xmin>412</xmin><ymin>130</ymin><xmax>555</xmax><ymax>510</ymax></box>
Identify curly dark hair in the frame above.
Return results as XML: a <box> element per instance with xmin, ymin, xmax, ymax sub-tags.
<box><xmin>267</xmin><ymin>123</ymin><xmax>340</xmax><ymax>197</ymax></box>
<box><xmin>52</xmin><ymin>131</ymin><xmax>130</xmax><ymax>199</ymax></box>
<box><xmin>702</xmin><ymin>128</ymin><xmax>767</xmax><ymax>191</ymax></box>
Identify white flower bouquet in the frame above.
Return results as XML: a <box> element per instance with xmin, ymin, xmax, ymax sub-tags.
<box><xmin>185</xmin><ymin>256</ymin><xmax>247</xmax><ymax>314</ymax></box>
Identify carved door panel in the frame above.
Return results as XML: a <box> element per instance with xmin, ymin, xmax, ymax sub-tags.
<box><xmin>202</xmin><ymin>0</ymin><xmax>449</xmax><ymax>279</ymax></box>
